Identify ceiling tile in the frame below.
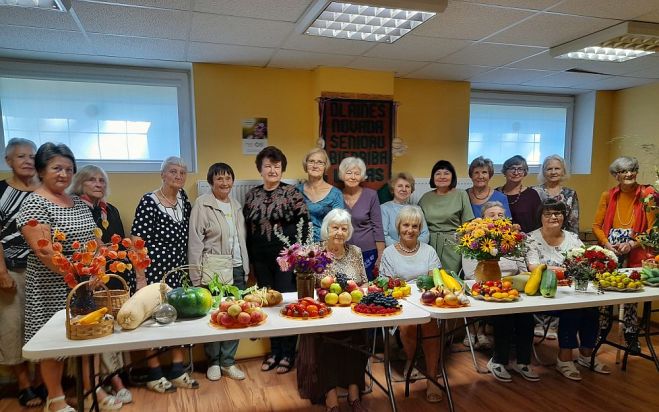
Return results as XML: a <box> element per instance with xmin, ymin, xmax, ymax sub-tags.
<box><xmin>472</xmin><ymin>82</ymin><xmax>593</xmax><ymax>94</ymax></box>
<box><xmin>190</xmin><ymin>13</ymin><xmax>294</xmax><ymax>48</ymax></box>
<box><xmin>79</xmin><ymin>0</ymin><xmax>191</xmax><ymax>10</ymax></box>
<box><xmin>577</xmin><ymin>76</ymin><xmax>658</xmax><ymax>90</ymax></box>
<box><xmin>413</xmin><ymin>1</ymin><xmax>535</xmax><ymax>40</ymax></box>
<box><xmin>365</xmin><ymin>36</ymin><xmax>473</xmax><ymax>62</ymax></box>
<box><xmin>467</xmin><ymin>67</ymin><xmax>556</xmax><ymax>84</ymax></box>
<box><xmin>487</xmin><ymin>12</ymin><xmax>619</xmax><ymax>47</ymax></box>
<box><xmin>439</xmin><ymin>42</ymin><xmax>543</xmax><ymax>66</ymax></box>
<box><xmin>193</xmin><ymin>0</ymin><xmax>311</xmax><ymax>22</ymax></box>
<box><xmin>0</xmin><ymin>6</ymin><xmax>78</xmax><ymax>30</ymax></box>
<box><xmin>404</xmin><ymin>63</ymin><xmax>493</xmax><ymax>81</ymax></box>
<box><xmin>282</xmin><ymin>33</ymin><xmax>375</xmax><ymax>56</ymax></box>
<box><xmin>508</xmin><ymin>50</ymin><xmax>579</xmax><ymax>70</ymax></box>
<box><xmin>636</xmin><ymin>9</ymin><xmax>659</xmax><ymax>22</ymax></box>
<box><xmin>0</xmin><ymin>26</ymin><xmax>94</xmax><ymax>55</ymax></box>
<box><xmin>88</xmin><ymin>34</ymin><xmax>186</xmax><ymax>60</ymax></box>
<box><xmin>74</xmin><ymin>1</ymin><xmax>190</xmax><ymax>40</ymax></box>
<box><xmin>549</xmin><ymin>0</ymin><xmax>659</xmax><ymax>20</ymax></box>
<box><xmin>188</xmin><ymin>42</ymin><xmax>274</xmax><ymax>66</ymax></box>
<box><xmin>346</xmin><ymin>57</ymin><xmax>429</xmax><ymax>76</ymax></box>
<box><xmin>522</xmin><ymin>71</ymin><xmax>610</xmax><ymax>87</ymax></box>
<box><xmin>624</xmin><ymin>66</ymin><xmax>659</xmax><ymax>79</ymax></box>
<box><xmin>268</xmin><ymin>49</ymin><xmax>355</xmax><ymax>70</ymax></box>
<box><xmin>459</xmin><ymin>0</ymin><xmax>561</xmax><ymax>10</ymax></box>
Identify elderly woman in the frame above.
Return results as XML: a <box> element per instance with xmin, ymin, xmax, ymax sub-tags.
<box><xmin>131</xmin><ymin>156</ymin><xmax>197</xmax><ymax>393</ymax></box>
<box><xmin>467</xmin><ymin>156</ymin><xmax>511</xmax><ymax>218</ymax></box>
<box><xmin>339</xmin><ymin>157</ymin><xmax>384</xmax><ymax>280</ymax></box>
<box><xmin>296</xmin><ymin>148</ymin><xmax>344</xmax><ymax>242</ymax></box>
<box><xmin>533</xmin><ymin>155</ymin><xmax>580</xmax><ymax>234</ymax></box>
<box><xmin>297</xmin><ymin>209</ymin><xmax>369</xmax><ymax>412</ymax></box>
<box><xmin>189</xmin><ymin>163</ymin><xmax>249</xmax><ymax>382</ymax></box>
<box><xmin>0</xmin><ymin>139</ymin><xmax>42</xmax><ymax>408</ymax></box>
<box><xmin>592</xmin><ymin>156</ymin><xmax>655</xmax><ymax>354</ymax></box>
<box><xmin>379</xmin><ymin>205</ymin><xmax>443</xmax><ymax>403</ymax></box>
<box><xmin>243</xmin><ymin>146</ymin><xmax>309</xmax><ymax>374</ymax></box>
<box><xmin>419</xmin><ymin>160</ymin><xmax>474</xmax><ymax>274</ymax></box>
<box><xmin>528</xmin><ymin>199</ymin><xmax>610</xmax><ymax>381</ymax></box>
<box><xmin>496</xmin><ymin>155</ymin><xmax>542</xmax><ymax>233</ymax></box>
<box><xmin>18</xmin><ymin>143</ymin><xmax>120</xmax><ymax>412</ymax></box>
<box><xmin>380</xmin><ymin>172</ymin><xmax>429</xmax><ymax>247</ymax></box>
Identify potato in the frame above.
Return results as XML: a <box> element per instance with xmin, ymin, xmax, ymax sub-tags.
<box><xmin>266</xmin><ymin>289</ymin><xmax>283</xmax><ymax>306</ymax></box>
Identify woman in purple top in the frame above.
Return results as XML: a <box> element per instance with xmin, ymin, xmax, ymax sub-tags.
<box><xmin>339</xmin><ymin>157</ymin><xmax>384</xmax><ymax>280</ymax></box>
<box><xmin>495</xmin><ymin>155</ymin><xmax>542</xmax><ymax>233</ymax></box>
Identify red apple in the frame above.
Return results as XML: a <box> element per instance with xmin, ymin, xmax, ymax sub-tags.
<box><xmin>367</xmin><ymin>285</ymin><xmax>380</xmax><ymax>294</ymax></box>
<box><xmin>240</xmin><ymin>301</ymin><xmax>251</xmax><ymax>312</ymax></box>
<box><xmin>317</xmin><ymin>288</ymin><xmax>329</xmax><ymax>302</ymax></box>
<box><xmin>320</xmin><ymin>276</ymin><xmax>334</xmax><ymax>289</ymax></box>
<box><xmin>250</xmin><ymin>310</ymin><xmax>264</xmax><ymax>324</ymax></box>
<box><xmin>220</xmin><ymin>300</ymin><xmax>232</xmax><ymax>312</ymax></box>
<box><xmin>220</xmin><ymin>313</ymin><xmax>234</xmax><ymax>326</ymax></box>
<box><xmin>345</xmin><ymin>280</ymin><xmax>358</xmax><ymax>292</ymax></box>
<box><xmin>237</xmin><ymin>312</ymin><xmax>251</xmax><ymax>324</ymax></box>
<box><xmin>211</xmin><ymin>309</ymin><xmax>220</xmax><ymax>324</ymax></box>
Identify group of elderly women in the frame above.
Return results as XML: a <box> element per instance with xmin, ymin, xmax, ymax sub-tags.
<box><xmin>1</xmin><ymin>135</ymin><xmax>655</xmax><ymax>412</ymax></box>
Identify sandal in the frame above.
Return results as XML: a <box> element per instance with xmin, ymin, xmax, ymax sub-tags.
<box><xmin>576</xmin><ymin>355</ymin><xmax>611</xmax><ymax>374</ymax></box>
<box><xmin>276</xmin><ymin>357</ymin><xmax>293</xmax><ymax>374</ymax></box>
<box><xmin>261</xmin><ymin>355</ymin><xmax>278</xmax><ymax>372</ymax></box>
<box><xmin>170</xmin><ymin>372</ymin><xmax>199</xmax><ymax>389</ymax></box>
<box><xmin>348</xmin><ymin>397</ymin><xmax>368</xmax><ymax>412</ymax></box>
<box><xmin>555</xmin><ymin>358</ymin><xmax>582</xmax><ymax>381</ymax></box>
<box><xmin>146</xmin><ymin>377</ymin><xmax>177</xmax><ymax>393</ymax></box>
<box><xmin>43</xmin><ymin>395</ymin><xmax>75</xmax><ymax>412</ymax></box>
<box><xmin>34</xmin><ymin>384</ymin><xmax>48</xmax><ymax>402</ymax></box>
<box><xmin>84</xmin><ymin>388</ymin><xmax>122</xmax><ymax>412</ymax></box>
<box><xmin>18</xmin><ymin>387</ymin><xmax>43</xmax><ymax>408</ymax></box>
<box><xmin>425</xmin><ymin>382</ymin><xmax>443</xmax><ymax>403</ymax></box>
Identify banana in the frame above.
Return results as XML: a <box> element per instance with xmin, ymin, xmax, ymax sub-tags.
<box><xmin>75</xmin><ymin>307</ymin><xmax>108</xmax><ymax>325</ymax></box>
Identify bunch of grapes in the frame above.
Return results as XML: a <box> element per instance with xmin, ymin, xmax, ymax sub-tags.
<box><xmin>360</xmin><ymin>292</ymin><xmax>399</xmax><ymax>308</ymax></box>
<box><xmin>336</xmin><ymin>273</ymin><xmax>349</xmax><ymax>290</ymax></box>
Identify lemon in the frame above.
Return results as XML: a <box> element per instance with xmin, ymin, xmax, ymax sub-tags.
<box><xmin>600</xmin><ymin>280</ymin><xmax>610</xmax><ymax>288</ymax></box>
<box><xmin>492</xmin><ymin>292</ymin><xmax>503</xmax><ymax>299</ymax></box>
<box><xmin>622</xmin><ymin>277</ymin><xmax>631</xmax><ymax>284</ymax></box>
<box><xmin>617</xmin><ymin>283</ymin><xmax>625</xmax><ymax>289</ymax></box>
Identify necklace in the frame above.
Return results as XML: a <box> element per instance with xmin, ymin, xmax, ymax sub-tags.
<box><xmin>157</xmin><ymin>189</ymin><xmax>178</xmax><ymax>208</ymax></box>
<box><xmin>615</xmin><ymin>204</ymin><xmax>634</xmax><ymax>227</ymax></box>
<box><xmin>397</xmin><ymin>241</ymin><xmax>419</xmax><ymax>254</ymax></box>
<box><xmin>504</xmin><ymin>185</ymin><xmax>524</xmax><ymax>205</ymax></box>
<box><xmin>470</xmin><ymin>187</ymin><xmax>491</xmax><ymax>200</ymax></box>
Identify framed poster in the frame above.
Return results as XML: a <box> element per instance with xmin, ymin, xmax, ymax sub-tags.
<box><xmin>242</xmin><ymin>117</ymin><xmax>268</xmax><ymax>155</ymax></box>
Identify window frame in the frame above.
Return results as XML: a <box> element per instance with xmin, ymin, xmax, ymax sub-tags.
<box><xmin>0</xmin><ymin>60</ymin><xmax>196</xmax><ymax>173</ymax></box>
<box><xmin>469</xmin><ymin>90</ymin><xmax>575</xmax><ymax>174</ymax></box>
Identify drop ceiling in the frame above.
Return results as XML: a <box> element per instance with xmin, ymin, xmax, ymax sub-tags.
<box><xmin>1</xmin><ymin>0</ymin><xmax>658</xmax><ymax>94</ymax></box>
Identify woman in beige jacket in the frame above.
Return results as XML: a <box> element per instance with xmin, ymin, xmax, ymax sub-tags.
<box><xmin>188</xmin><ymin>163</ymin><xmax>249</xmax><ymax>382</ymax></box>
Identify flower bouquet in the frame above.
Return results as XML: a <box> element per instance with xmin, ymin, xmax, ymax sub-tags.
<box><xmin>563</xmin><ymin>245</ymin><xmax>618</xmax><ymax>292</ymax></box>
<box><xmin>274</xmin><ymin>219</ymin><xmax>333</xmax><ymax>298</ymax></box>
<box><xmin>455</xmin><ymin>218</ymin><xmax>527</xmax><ymax>281</ymax></box>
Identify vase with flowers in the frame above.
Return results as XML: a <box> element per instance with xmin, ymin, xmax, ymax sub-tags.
<box><xmin>275</xmin><ymin>219</ymin><xmax>333</xmax><ymax>298</ymax></box>
<box><xmin>455</xmin><ymin>217</ymin><xmax>527</xmax><ymax>281</ymax></box>
<box><xmin>564</xmin><ymin>245</ymin><xmax>618</xmax><ymax>292</ymax></box>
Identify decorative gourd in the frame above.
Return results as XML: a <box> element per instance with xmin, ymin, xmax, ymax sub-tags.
<box><xmin>540</xmin><ymin>268</ymin><xmax>558</xmax><ymax>298</ymax></box>
<box><xmin>524</xmin><ymin>264</ymin><xmax>546</xmax><ymax>295</ymax></box>
<box><xmin>502</xmin><ymin>273</ymin><xmax>531</xmax><ymax>291</ymax></box>
<box><xmin>167</xmin><ymin>286</ymin><xmax>213</xmax><ymax>318</ymax></box>
<box><xmin>117</xmin><ymin>283</ymin><xmax>171</xmax><ymax>330</ymax></box>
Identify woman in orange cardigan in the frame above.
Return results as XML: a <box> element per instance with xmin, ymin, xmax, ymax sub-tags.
<box><xmin>592</xmin><ymin>156</ymin><xmax>655</xmax><ymax>354</ymax></box>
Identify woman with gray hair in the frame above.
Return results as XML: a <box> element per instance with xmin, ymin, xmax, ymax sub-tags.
<box><xmin>130</xmin><ymin>156</ymin><xmax>198</xmax><ymax>393</ymax></box>
<box><xmin>592</xmin><ymin>156</ymin><xmax>655</xmax><ymax>354</ymax></box>
<box><xmin>495</xmin><ymin>155</ymin><xmax>541</xmax><ymax>233</ymax></box>
<box><xmin>339</xmin><ymin>157</ymin><xmax>384</xmax><ymax>280</ymax></box>
<box><xmin>380</xmin><ymin>172</ymin><xmax>429</xmax><ymax>247</ymax></box>
<box><xmin>467</xmin><ymin>156</ymin><xmax>511</xmax><ymax>218</ymax></box>
<box><xmin>532</xmin><ymin>154</ymin><xmax>580</xmax><ymax>234</ymax></box>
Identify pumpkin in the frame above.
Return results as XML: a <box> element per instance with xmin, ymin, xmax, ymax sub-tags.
<box><xmin>167</xmin><ymin>286</ymin><xmax>213</xmax><ymax>318</ymax></box>
<box><xmin>540</xmin><ymin>268</ymin><xmax>557</xmax><ymax>298</ymax></box>
<box><xmin>117</xmin><ymin>283</ymin><xmax>171</xmax><ymax>330</ymax></box>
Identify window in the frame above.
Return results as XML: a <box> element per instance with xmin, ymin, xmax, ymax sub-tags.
<box><xmin>468</xmin><ymin>91</ymin><xmax>574</xmax><ymax>170</ymax></box>
<box><xmin>0</xmin><ymin>61</ymin><xmax>195</xmax><ymax>172</ymax></box>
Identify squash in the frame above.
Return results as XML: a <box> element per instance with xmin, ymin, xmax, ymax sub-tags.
<box><xmin>117</xmin><ymin>283</ymin><xmax>170</xmax><ymax>330</ymax></box>
<box><xmin>540</xmin><ymin>268</ymin><xmax>558</xmax><ymax>298</ymax></box>
<box><xmin>502</xmin><ymin>273</ymin><xmax>531</xmax><ymax>291</ymax></box>
<box><xmin>167</xmin><ymin>286</ymin><xmax>213</xmax><ymax>318</ymax></box>
<box><xmin>524</xmin><ymin>264</ymin><xmax>546</xmax><ymax>295</ymax></box>
<box><xmin>440</xmin><ymin>269</ymin><xmax>462</xmax><ymax>292</ymax></box>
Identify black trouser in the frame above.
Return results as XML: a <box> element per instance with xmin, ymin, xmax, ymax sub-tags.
<box><xmin>492</xmin><ymin>313</ymin><xmax>535</xmax><ymax>365</ymax></box>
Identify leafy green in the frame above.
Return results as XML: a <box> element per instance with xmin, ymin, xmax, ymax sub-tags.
<box><xmin>207</xmin><ymin>274</ymin><xmax>241</xmax><ymax>308</ymax></box>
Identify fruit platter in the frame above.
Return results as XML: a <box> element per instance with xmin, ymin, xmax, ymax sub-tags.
<box><xmin>640</xmin><ymin>266</ymin><xmax>659</xmax><ymax>287</ymax></box>
<box><xmin>209</xmin><ymin>299</ymin><xmax>267</xmax><ymax>329</ymax></box>
<box><xmin>352</xmin><ymin>292</ymin><xmax>402</xmax><ymax>316</ymax></box>
<box><xmin>316</xmin><ymin>273</ymin><xmax>364</xmax><ymax>306</ymax></box>
<box><xmin>470</xmin><ymin>280</ymin><xmax>521</xmax><ymax>302</ymax></box>
<box><xmin>368</xmin><ymin>275</ymin><xmax>412</xmax><ymax>298</ymax></box>
<box><xmin>596</xmin><ymin>270</ymin><xmax>644</xmax><ymax>292</ymax></box>
<box><xmin>280</xmin><ymin>297</ymin><xmax>332</xmax><ymax>320</ymax></box>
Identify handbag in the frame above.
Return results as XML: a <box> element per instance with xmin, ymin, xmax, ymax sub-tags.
<box><xmin>201</xmin><ymin>253</ymin><xmax>234</xmax><ymax>285</ymax></box>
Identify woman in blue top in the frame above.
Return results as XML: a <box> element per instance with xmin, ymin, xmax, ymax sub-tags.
<box><xmin>296</xmin><ymin>148</ymin><xmax>344</xmax><ymax>242</ymax></box>
<box><xmin>467</xmin><ymin>156</ymin><xmax>511</xmax><ymax>218</ymax></box>
<box><xmin>380</xmin><ymin>172</ymin><xmax>429</xmax><ymax>246</ymax></box>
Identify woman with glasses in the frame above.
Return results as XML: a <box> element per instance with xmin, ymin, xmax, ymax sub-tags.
<box><xmin>297</xmin><ymin>148</ymin><xmax>344</xmax><ymax>242</ymax></box>
<box><xmin>496</xmin><ymin>155</ymin><xmax>542</xmax><ymax>233</ymax></box>
<box><xmin>592</xmin><ymin>156</ymin><xmax>655</xmax><ymax>354</ymax></box>
<box><xmin>532</xmin><ymin>155</ymin><xmax>580</xmax><ymax>234</ymax></box>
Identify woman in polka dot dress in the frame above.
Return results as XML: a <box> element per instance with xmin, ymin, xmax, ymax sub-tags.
<box><xmin>130</xmin><ymin>156</ymin><xmax>198</xmax><ymax>393</ymax></box>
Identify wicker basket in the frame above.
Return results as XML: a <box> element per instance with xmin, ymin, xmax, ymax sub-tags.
<box><xmin>66</xmin><ymin>281</ymin><xmax>114</xmax><ymax>340</ymax></box>
<box><xmin>93</xmin><ymin>274</ymin><xmax>130</xmax><ymax>317</ymax></box>
<box><xmin>642</xmin><ymin>258</ymin><xmax>658</xmax><ymax>269</ymax></box>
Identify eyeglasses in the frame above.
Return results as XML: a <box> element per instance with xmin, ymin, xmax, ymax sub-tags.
<box><xmin>344</xmin><ymin>170</ymin><xmax>362</xmax><ymax>176</ymax></box>
<box><xmin>508</xmin><ymin>167</ymin><xmax>526</xmax><ymax>174</ymax></box>
<box><xmin>616</xmin><ymin>169</ymin><xmax>637</xmax><ymax>175</ymax></box>
<box><xmin>307</xmin><ymin>160</ymin><xmax>326</xmax><ymax>166</ymax></box>
<box><xmin>542</xmin><ymin>212</ymin><xmax>563</xmax><ymax>218</ymax></box>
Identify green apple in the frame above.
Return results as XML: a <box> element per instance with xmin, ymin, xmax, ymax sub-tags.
<box><xmin>329</xmin><ymin>283</ymin><xmax>342</xmax><ymax>294</ymax></box>
<box><xmin>325</xmin><ymin>292</ymin><xmax>339</xmax><ymax>305</ymax></box>
<box><xmin>350</xmin><ymin>289</ymin><xmax>363</xmax><ymax>303</ymax></box>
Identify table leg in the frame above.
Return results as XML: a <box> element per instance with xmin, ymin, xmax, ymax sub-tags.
<box><xmin>76</xmin><ymin>356</ymin><xmax>84</xmax><ymax>412</ymax></box>
<box><xmin>88</xmin><ymin>354</ymin><xmax>99</xmax><ymax>412</ymax></box>
<box><xmin>438</xmin><ymin>319</ymin><xmax>455</xmax><ymax>412</ymax></box>
<box><xmin>383</xmin><ymin>327</ymin><xmax>398</xmax><ymax>412</ymax></box>
<box><xmin>592</xmin><ymin>305</ymin><xmax>614</xmax><ymax>360</ymax></box>
<box><xmin>641</xmin><ymin>301</ymin><xmax>659</xmax><ymax>371</ymax></box>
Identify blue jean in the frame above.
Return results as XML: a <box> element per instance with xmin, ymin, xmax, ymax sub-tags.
<box><xmin>362</xmin><ymin>249</ymin><xmax>378</xmax><ymax>281</ymax></box>
<box><xmin>205</xmin><ymin>266</ymin><xmax>246</xmax><ymax>367</ymax></box>
<box><xmin>558</xmin><ymin>307</ymin><xmax>599</xmax><ymax>349</ymax></box>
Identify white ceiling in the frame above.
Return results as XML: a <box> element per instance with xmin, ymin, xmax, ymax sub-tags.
<box><xmin>1</xmin><ymin>0</ymin><xmax>658</xmax><ymax>94</ymax></box>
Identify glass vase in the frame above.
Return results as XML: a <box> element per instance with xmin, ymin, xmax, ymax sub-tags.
<box><xmin>474</xmin><ymin>259</ymin><xmax>502</xmax><ymax>282</ymax></box>
<box><xmin>296</xmin><ymin>271</ymin><xmax>316</xmax><ymax>299</ymax></box>
<box><xmin>574</xmin><ymin>278</ymin><xmax>589</xmax><ymax>293</ymax></box>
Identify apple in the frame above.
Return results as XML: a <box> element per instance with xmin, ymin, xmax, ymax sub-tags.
<box><xmin>317</xmin><ymin>288</ymin><xmax>329</xmax><ymax>302</ymax></box>
<box><xmin>367</xmin><ymin>285</ymin><xmax>381</xmax><ymax>294</ymax></box>
<box><xmin>220</xmin><ymin>300</ymin><xmax>232</xmax><ymax>312</ymax></box>
<box><xmin>211</xmin><ymin>309</ymin><xmax>220</xmax><ymax>324</ymax></box>
<box><xmin>237</xmin><ymin>312</ymin><xmax>251</xmax><ymax>324</ymax></box>
<box><xmin>325</xmin><ymin>292</ymin><xmax>339</xmax><ymax>305</ymax></box>
<box><xmin>220</xmin><ymin>313</ymin><xmax>234</xmax><ymax>326</ymax></box>
<box><xmin>320</xmin><ymin>276</ymin><xmax>334</xmax><ymax>289</ymax></box>
<box><xmin>350</xmin><ymin>289</ymin><xmax>363</xmax><ymax>303</ymax></box>
<box><xmin>240</xmin><ymin>301</ymin><xmax>252</xmax><ymax>312</ymax></box>
<box><xmin>330</xmin><ymin>283</ymin><xmax>342</xmax><ymax>294</ymax></box>
<box><xmin>345</xmin><ymin>280</ymin><xmax>358</xmax><ymax>292</ymax></box>
<box><xmin>338</xmin><ymin>292</ymin><xmax>352</xmax><ymax>305</ymax></box>
<box><xmin>250</xmin><ymin>310</ymin><xmax>264</xmax><ymax>324</ymax></box>
<box><xmin>228</xmin><ymin>304</ymin><xmax>242</xmax><ymax>317</ymax></box>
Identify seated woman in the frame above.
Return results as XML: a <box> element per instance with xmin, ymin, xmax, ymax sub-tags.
<box><xmin>527</xmin><ymin>199</ymin><xmax>610</xmax><ymax>381</ymax></box>
<box><xmin>379</xmin><ymin>205</ymin><xmax>443</xmax><ymax>403</ymax></box>
<box><xmin>297</xmin><ymin>209</ymin><xmax>369</xmax><ymax>412</ymax></box>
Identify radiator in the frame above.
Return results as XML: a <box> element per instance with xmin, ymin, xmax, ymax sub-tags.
<box><xmin>197</xmin><ymin>179</ymin><xmax>299</xmax><ymax>205</ymax></box>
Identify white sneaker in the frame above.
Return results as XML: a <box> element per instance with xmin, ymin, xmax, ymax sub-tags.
<box><xmin>206</xmin><ymin>365</ymin><xmax>221</xmax><ymax>381</ymax></box>
<box><xmin>476</xmin><ymin>334</ymin><xmax>493</xmax><ymax>350</ymax></box>
<box><xmin>512</xmin><ymin>363</ymin><xmax>540</xmax><ymax>382</ymax></box>
<box><xmin>221</xmin><ymin>365</ymin><xmax>245</xmax><ymax>380</ymax></box>
<box><xmin>487</xmin><ymin>358</ymin><xmax>512</xmax><ymax>382</ymax></box>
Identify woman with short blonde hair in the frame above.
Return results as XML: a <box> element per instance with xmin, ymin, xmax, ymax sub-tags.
<box><xmin>532</xmin><ymin>154</ymin><xmax>579</xmax><ymax>234</ymax></box>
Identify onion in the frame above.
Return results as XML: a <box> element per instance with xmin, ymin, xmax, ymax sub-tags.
<box><xmin>421</xmin><ymin>290</ymin><xmax>437</xmax><ymax>304</ymax></box>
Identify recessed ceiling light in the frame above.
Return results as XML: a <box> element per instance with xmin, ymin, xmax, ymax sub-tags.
<box><xmin>0</xmin><ymin>0</ymin><xmax>70</xmax><ymax>12</ymax></box>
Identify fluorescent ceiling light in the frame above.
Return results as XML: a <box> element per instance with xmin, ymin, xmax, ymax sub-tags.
<box><xmin>550</xmin><ymin>21</ymin><xmax>659</xmax><ymax>62</ymax></box>
<box><xmin>0</xmin><ymin>0</ymin><xmax>70</xmax><ymax>12</ymax></box>
<box><xmin>297</xmin><ymin>0</ymin><xmax>447</xmax><ymax>43</ymax></box>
